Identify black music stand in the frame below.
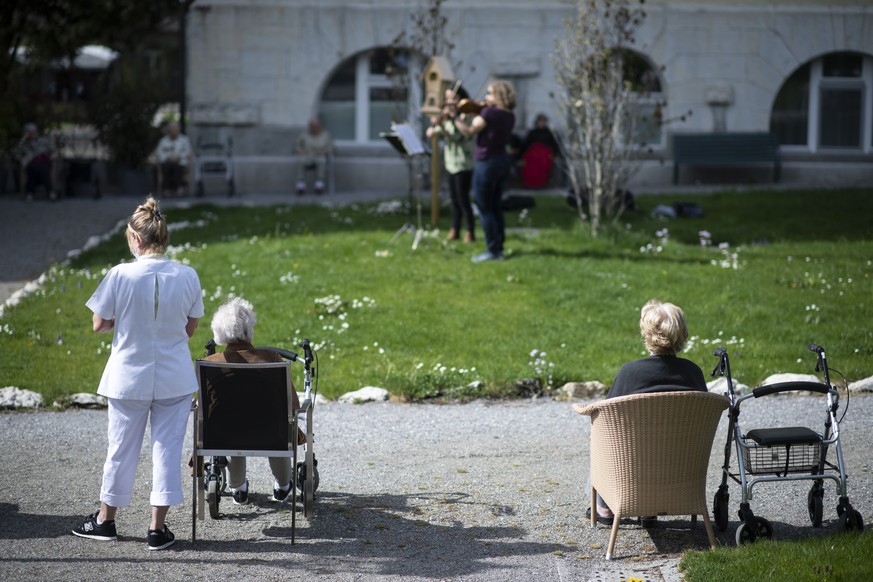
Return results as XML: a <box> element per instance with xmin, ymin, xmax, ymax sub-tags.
<box><xmin>381</xmin><ymin>124</ymin><xmax>429</xmax><ymax>250</ymax></box>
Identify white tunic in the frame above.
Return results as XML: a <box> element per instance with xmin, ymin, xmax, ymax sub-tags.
<box><xmin>87</xmin><ymin>256</ymin><xmax>205</xmax><ymax>400</ymax></box>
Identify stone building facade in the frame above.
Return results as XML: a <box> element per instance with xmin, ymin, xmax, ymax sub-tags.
<box><xmin>186</xmin><ymin>0</ymin><xmax>873</xmax><ymax>194</ymax></box>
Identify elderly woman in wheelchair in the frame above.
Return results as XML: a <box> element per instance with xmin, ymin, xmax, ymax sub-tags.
<box><xmin>202</xmin><ymin>297</ymin><xmax>306</xmax><ymax>504</ymax></box>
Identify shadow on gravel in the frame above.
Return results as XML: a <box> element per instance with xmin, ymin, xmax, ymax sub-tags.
<box><xmin>220</xmin><ymin>490</ymin><xmax>567</xmax><ymax>578</ymax></box>
<box><xmin>0</xmin><ymin>503</ymin><xmax>72</xmax><ymax>539</ymax></box>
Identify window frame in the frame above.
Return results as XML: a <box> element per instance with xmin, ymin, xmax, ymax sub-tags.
<box><xmin>774</xmin><ymin>53</ymin><xmax>873</xmax><ymax>155</ymax></box>
<box><xmin>320</xmin><ymin>48</ymin><xmax>423</xmax><ymax>145</ymax></box>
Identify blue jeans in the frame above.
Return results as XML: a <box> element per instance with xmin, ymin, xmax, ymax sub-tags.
<box><xmin>473</xmin><ymin>154</ymin><xmax>511</xmax><ymax>255</ymax></box>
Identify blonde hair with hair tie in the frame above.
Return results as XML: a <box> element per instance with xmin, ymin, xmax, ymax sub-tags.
<box><xmin>127</xmin><ymin>197</ymin><xmax>169</xmax><ymax>255</ymax></box>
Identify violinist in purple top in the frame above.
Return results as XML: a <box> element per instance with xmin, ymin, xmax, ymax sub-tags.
<box><xmin>455</xmin><ymin>80</ymin><xmax>516</xmax><ymax>262</ymax></box>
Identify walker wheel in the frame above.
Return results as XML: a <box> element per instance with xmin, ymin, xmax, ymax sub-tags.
<box><xmin>735</xmin><ymin>516</ymin><xmax>773</xmax><ymax>545</ymax></box>
<box><xmin>207</xmin><ymin>478</ymin><xmax>220</xmax><ymax>519</ymax></box>
<box><xmin>713</xmin><ymin>490</ymin><xmax>730</xmax><ymax>532</ymax></box>
<box><xmin>839</xmin><ymin>509</ymin><xmax>864</xmax><ymax>533</ymax></box>
<box><xmin>808</xmin><ymin>487</ymin><xmax>824</xmax><ymax>527</ymax></box>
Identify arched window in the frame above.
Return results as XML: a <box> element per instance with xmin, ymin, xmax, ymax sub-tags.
<box><xmin>621</xmin><ymin>50</ymin><xmax>664</xmax><ymax>147</ymax></box>
<box><xmin>319</xmin><ymin>47</ymin><xmax>422</xmax><ymax>143</ymax></box>
<box><xmin>771</xmin><ymin>52</ymin><xmax>873</xmax><ymax>152</ymax></box>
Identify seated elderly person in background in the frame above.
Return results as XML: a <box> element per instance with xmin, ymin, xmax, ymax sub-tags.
<box><xmin>155</xmin><ymin>122</ymin><xmax>192</xmax><ymax>198</ymax></box>
<box><xmin>203</xmin><ymin>297</ymin><xmax>302</xmax><ymax>504</ymax></box>
<box><xmin>590</xmin><ymin>298</ymin><xmax>708</xmax><ymax>526</ymax></box>
<box><xmin>16</xmin><ymin>123</ymin><xmax>58</xmax><ymax>200</ymax></box>
<box><xmin>295</xmin><ymin>117</ymin><xmax>333</xmax><ymax>195</ymax></box>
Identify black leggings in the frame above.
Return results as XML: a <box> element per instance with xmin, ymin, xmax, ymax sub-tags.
<box><xmin>448</xmin><ymin>169</ymin><xmax>474</xmax><ymax>233</ymax></box>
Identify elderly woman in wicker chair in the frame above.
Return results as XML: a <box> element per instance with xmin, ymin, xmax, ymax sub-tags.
<box><xmin>590</xmin><ymin>298</ymin><xmax>708</xmax><ymax>526</ymax></box>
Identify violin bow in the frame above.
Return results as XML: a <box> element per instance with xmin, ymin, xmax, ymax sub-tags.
<box><xmin>447</xmin><ymin>79</ymin><xmax>462</xmax><ymax>102</ymax></box>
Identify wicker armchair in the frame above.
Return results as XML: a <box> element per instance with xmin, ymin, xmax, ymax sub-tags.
<box><xmin>573</xmin><ymin>390</ymin><xmax>728</xmax><ymax>559</ymax></box>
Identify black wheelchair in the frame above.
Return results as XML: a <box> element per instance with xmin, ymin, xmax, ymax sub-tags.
<box><xmin>191</xmin><ymin>339</ymin><xmax>319</xmax><ymax>543</ymax></box>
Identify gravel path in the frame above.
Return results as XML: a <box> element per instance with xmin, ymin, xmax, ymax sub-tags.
<box><xmin>1</xmin><ymin>395</ymin><xmax>871</xmax><ymax>581</ymax></box>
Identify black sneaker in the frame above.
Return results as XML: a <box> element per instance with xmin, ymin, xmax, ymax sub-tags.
<box><xmin>231</xmin><ymin>478</ymin><xmax>250</xmax><ymax>505</ymax></box>
<box><xmin>147</xmin><ymin>523</ymin><xmax>175</xmax><ymax>551</ymax></box>
<box><xmin>271</xmin><ymin>484</ymin><xmax>291</xmax><ymax>502</ymax></box>
<box><xmin>72</xmin><ymin>512</ymin><xmax>117</xmax><ymax>541</ymax></box>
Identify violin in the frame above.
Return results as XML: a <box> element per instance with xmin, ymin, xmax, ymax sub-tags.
<box><xmin>434</xmin><ymin>101</ymin><xmax>459</xmax><ymax>125</ymax></box>
<box><xmin>457</xmin><ymin>98</ymin><xmax>486</xmax><ymax>115</ymax></box>
<box><xmin>434</xmin><ymin>80</ymin><xmax>467</xmax><ymax>124</ymax></box>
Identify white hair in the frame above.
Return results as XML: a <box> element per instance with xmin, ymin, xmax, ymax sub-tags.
<box><xmin>211</xmin><ymin>297</ymin><xmax>256</xmax><ymax>344</ymax></box>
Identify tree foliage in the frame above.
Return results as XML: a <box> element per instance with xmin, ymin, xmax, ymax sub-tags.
<box><xmin>0</xmin><ymin>0</ymin><xmax>179</xmax><ymax>155</ymax></box>
<box><xmin>552</xmin><ymin>0</ymin><xmax>648</xmax><ymax>237</ymax></box>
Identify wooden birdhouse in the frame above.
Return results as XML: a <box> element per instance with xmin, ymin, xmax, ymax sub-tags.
<box><xmin>421</xmin><ymin>56</ymin><xmax>455</xmax><ymax>115</ymax></box>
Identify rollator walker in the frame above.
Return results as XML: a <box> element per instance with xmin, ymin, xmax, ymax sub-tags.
<box><xmin>193</xmin><ymin>135</ymin><xmax>235</xmax><ymax>197</ymax></box>
<box><xmin>191</xmin><ymin>339</ymin><xmax>319</xmax><ymax>543</ymax></box>
<box><xmin>710</xmin><ymin>343</ymin><xmax>864</xmax><ymax>545</ymax></box>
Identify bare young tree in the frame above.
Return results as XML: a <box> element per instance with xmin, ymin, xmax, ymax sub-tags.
<box><xmin>391</xmin><ymin>0</ymin><xmax>462</xmax><ymax>115</ymax></box>
<box><xmin>552</xmin><ymin>0</ymin><xmax>647</xmax><ymax>237</ymax></box>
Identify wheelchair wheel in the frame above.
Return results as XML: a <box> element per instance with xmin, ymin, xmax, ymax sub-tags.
<box><xmin>807</xmin><ymin>486</ymin><xmax>824</xmax><ymax>527</ymax></box>
<box><xmin>713</xmin><ymin>489</ymin><xmax>730</xmax><ymax>532</ymax></box>
<box><xmin>207</xmin><ymin>477</ymin><xmax>220</xmax><ymax>519</ymax></box>
<box><xmin>296</xmin><ymin>457</ymin><xmax>318</xmax><ymax>520</ymax></box>
<box><xmin>303</xmin><ymin>481</ymin><xmax>315</xmax><ymax>519</ymax></box>
<box><xmin>296</xmin><ymin>458</ymin><xmax>319</xmax><ymax>493</ymax></box>
<box><xmin>735</xmin><ymin>516</ymin><xmax>773</xmax><ymax>545</ymax></box>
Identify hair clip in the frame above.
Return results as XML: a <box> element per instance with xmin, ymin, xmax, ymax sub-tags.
<box><xmin>153</xmin><ymin>209</ymin><xmax>163</xmax><ymax>221</ymax></box>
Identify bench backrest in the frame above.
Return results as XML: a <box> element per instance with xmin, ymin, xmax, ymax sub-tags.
<box><xmin>673</xmin><ymin>132</ymin><xmax>780</xmax><ymax>162</ymax></box>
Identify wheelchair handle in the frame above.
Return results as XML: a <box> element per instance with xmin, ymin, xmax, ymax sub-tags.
<box><xmin>300</xmin><ymin>338</ymin><xmax>313</xmax><ymax>363</ymax></box>
<box><xmin>255</xmin><ymin>346</ymin><xmax>300</xmax><ymax>362</ymax></box>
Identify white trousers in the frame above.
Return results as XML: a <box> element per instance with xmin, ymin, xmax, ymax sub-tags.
<box><xmin>100</xmin><ymin>394</ymin><xmax>192</xmax><ymax>508</ymax></box>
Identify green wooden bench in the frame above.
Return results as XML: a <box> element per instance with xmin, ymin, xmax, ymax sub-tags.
<box><xmin>672</xmin><ymin>132</ymin><xmax>781</xmax><ymax>184</ymax></box>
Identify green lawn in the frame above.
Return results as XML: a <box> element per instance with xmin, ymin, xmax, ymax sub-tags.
<box><xmin>680</xmin><ymin>530</ymin><xmax>873</xmax><ymax>581</ymax></box>
<box><xmin>1</xmin><ymin>188</ymin><xmax>871</xmax><ymax>403</ymax></box>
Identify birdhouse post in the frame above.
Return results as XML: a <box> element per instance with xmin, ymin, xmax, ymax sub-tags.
<box><xmin>422</xmin><ymin>57</ymin><xmax>455</xmax><ymax>225</ymax></box>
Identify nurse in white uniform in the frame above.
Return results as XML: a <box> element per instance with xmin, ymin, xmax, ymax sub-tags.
<box><xmin>72</xmin><ymin>197</ymin><xmax>204</xmax><ymax>551</ymax></box>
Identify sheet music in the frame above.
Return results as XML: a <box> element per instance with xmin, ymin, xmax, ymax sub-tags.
<box><xmin>392</xmin><ymin>123</ymin><xmax>426</xmax><ymax>155</ymax></box>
